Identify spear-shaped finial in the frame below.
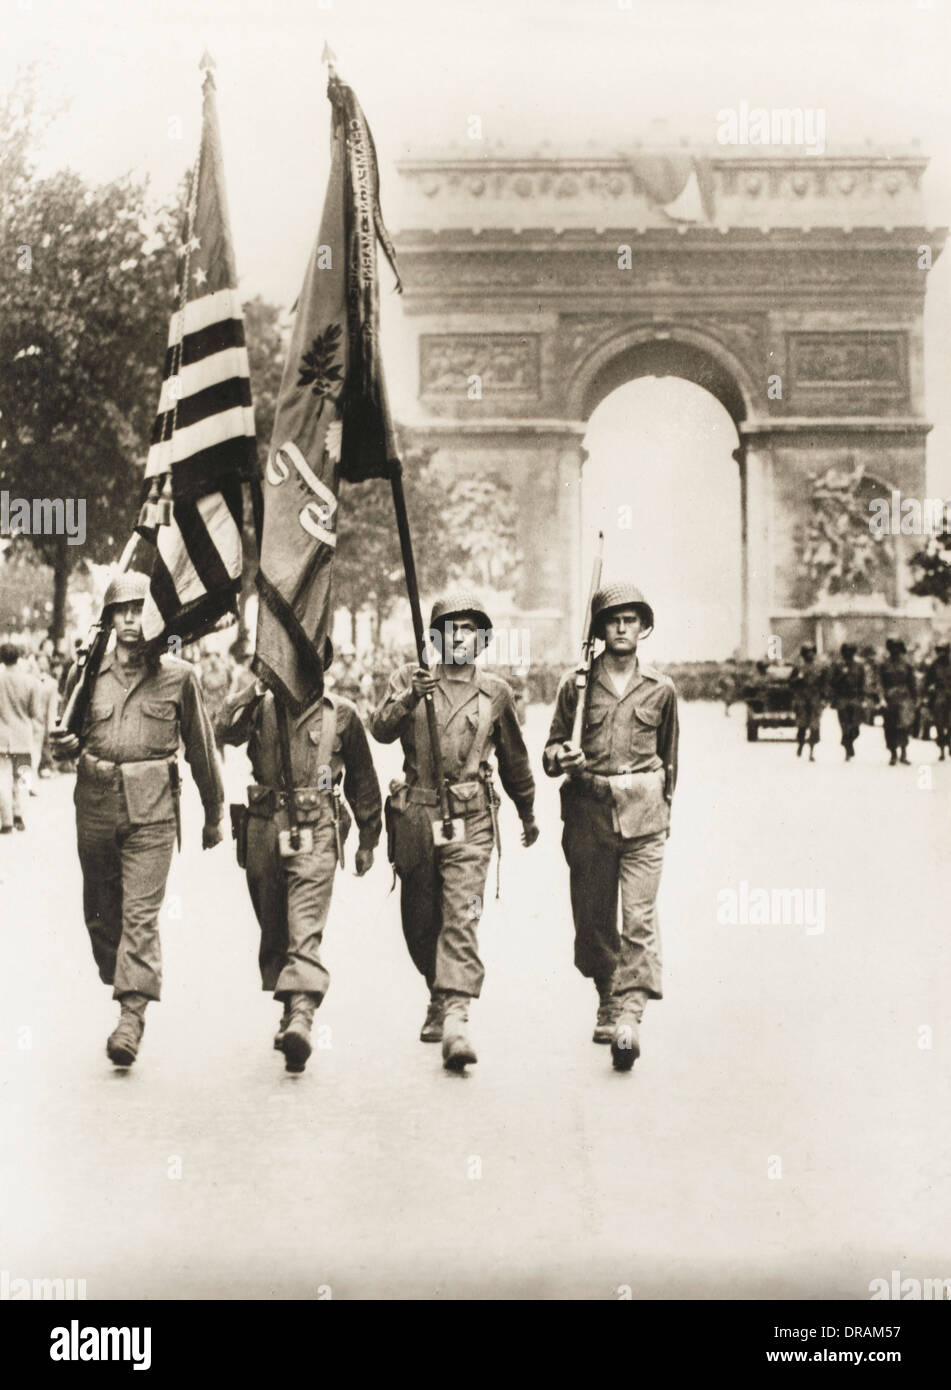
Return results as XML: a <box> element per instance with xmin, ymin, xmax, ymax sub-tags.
<box><xmin>322</xmin><ymin>42</ymin><xmax>338</xmax><ymax>77</ymax></box>
<box><xmin>200</xmin><ymin>49</ymin><xmax>216</xmax><ymax>89</ymax></box>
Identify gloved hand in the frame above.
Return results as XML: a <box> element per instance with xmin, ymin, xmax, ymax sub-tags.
<box><xmin>354</xmin><ymin>847</ymin><xmax>373</xmax><ymax>876</ymax></box>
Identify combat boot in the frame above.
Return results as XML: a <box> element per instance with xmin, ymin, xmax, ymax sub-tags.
<box><xmin>441</xmin><ymin>992</ymin><xmax>477</xmax><ymax>1071</ymax></box>
<box><xmin>592</xmin><ymin>977</ymin><xmax>619</xmax><ymax>1044</ymax></box>
<box><xmin>419</xmin><ymin>992</ymin><xmax>443</xmax><ymax>1043</ymax></box>
<box><xmin>106</xmin><ymin>992</ymin><xmax>149</xmax><ymax>1068</ymax></box>
<box><xmin>610</xmin><ymin>990</ymin><xmax>648</xmax><ymax>1073</ymax></box>
<box><xmin>281</xmin><ymin>992</ymin><xmax>318</xmax><ymax>1073</ymax></box>
<box><xmin>273</xmin><ymin>1002</ymin><xmax>292</xmax><ymax>1051</ymax></box>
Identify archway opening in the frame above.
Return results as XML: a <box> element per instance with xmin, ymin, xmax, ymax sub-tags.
<box><xmin>581</xmin><ymin>376</ymin><xmax>742</xmax><ymax>662</ymax></box>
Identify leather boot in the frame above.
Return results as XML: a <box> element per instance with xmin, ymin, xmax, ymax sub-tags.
<box><xmin>106</xmin><ymin>991</ymin><xmax>149</xmax><ymax>1068</ymax></box>
<box><xmin>592</xmin><ymin>976</ymin><xmax>618</xmax><ymax>1044</ymax></box>
<box><xmin>610</xmin><ymin>990</ymin><xmax>648</xmax><ymax>1073</ymax></box>
<box><xmin>282</xmin><ymin>992</ymin><xmax>318</xmax><ymax>1073</ymax></box>
<box><xmin>419</xmin><ymin>992</ymin><xmax>444</xmax><ymax>1043</ymax></box>
<box><xmin>273</xmin><ymin>1002</ymin><xmax>292</xmax><ymax>1051</ymax></box>
<box><xmin>441</xmin><ymin>992</ymin><xmax>477</xmax><ymax>1071</ymax></box>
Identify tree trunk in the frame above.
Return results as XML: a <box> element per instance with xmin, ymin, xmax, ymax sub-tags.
<box><xmin>350</xmin><ymin>607</ymin><xmax>357</xmax><ymax>646</ymax></box>
<box><xmin>50</xmin><ymin>536</ymin><xmax>70</xmax><ymax>647</ymax></box>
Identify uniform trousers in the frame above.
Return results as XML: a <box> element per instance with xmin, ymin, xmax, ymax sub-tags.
<box><xmin>394</xmin><ymin>805</ymin><xmax>494</xmax><ymax>998</ymax></box>
<box><xmin>561</xmin><ymin>796</ymin><xmax>665</xmax><ymax>999</ymax></box>
<box><xmin>75</xmin><ymin>777</ymin><xmax>176</xmax><ymax>999</ymax></box>
<box><xmin>245</xmin><ymin>814</ymin><xmax>339</xmax><ymax>1001</ymax></box>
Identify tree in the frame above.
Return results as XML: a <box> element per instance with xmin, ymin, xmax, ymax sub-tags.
<box><xmin>0</xmin><ymin>71</ymin><xmax>181</xmax><ymax>642</ymax></box>
<box><xmin>332</xmin><ymin>449</ymin><xmax>523</xmax><ymax>637</ymax></box>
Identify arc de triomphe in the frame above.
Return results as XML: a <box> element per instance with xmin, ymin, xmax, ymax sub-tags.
<box><xmin>390</xmin><ymin>150</ymin><xmax>945</xmax><ymax>662</ymax></box>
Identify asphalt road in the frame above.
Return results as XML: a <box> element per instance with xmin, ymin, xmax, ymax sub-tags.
<box><xmin>1</xmin><ymin>701</ymin><xmax>948</xmax><ymax>1299</ymax></box>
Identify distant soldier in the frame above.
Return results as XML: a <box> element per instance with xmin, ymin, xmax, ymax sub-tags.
<box><xmin>543</xmin><ymin>583</ymin><xmax>678</xmax><ymax>1072</ymax></box>
<box><xmin>879</xmin><ymin>637</ymin><xmax>917</xmax><ymax>766</ymax></box>
<box><xmin>828</xmin><ymin>642</ymin><xmax>866</xmax><ymax>761</ymax></box>
<box><xmin>923</xmin><ymin>642</ymin><xmax>951</xmax><ymax>761</ymax></box>
<box><xmin>790</xmin><ymin>643</ymin><xmax>825</xmax><ymax>761</ymax></box>
<box><xmin>860</xmin><ymin>645</ymin><xmax>883</xmax><ymax>725</ymax></box>
<box><xmin>54</xmin><ymin>573</ymin><xmax>224</xmax><ymax>1067</ymax></box>
<box><xmin>216</xmin><ymin>666</ymin><xmax>381</xmax><ymax>1073</ymax></box>
<box><xmin>370</xmin><ymin>594</ymin><xmax>538</xmax><ymax>1071</ymax></box>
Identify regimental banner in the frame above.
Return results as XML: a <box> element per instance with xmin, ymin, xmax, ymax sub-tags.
<box><xmin>253</xmin><ymin>71</ymin><xmax>401</xmax><ymax>712</ymax></box>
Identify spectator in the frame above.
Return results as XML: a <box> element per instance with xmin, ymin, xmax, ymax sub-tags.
<box><xmin>0</xmin><ymin>643</ymin><xmax>40</xmax><ymax>832</ymax></box>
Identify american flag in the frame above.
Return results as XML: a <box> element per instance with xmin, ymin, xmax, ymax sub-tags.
<box><xmin>139</xmin><ymin>54</ymin><xmax>257</xmax><ymax>648</ymax></box>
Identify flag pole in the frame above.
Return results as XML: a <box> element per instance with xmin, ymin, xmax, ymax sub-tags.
<box><xmin>323</xmin><ymin>41</ymin><xmax>456</xmax><ymax>842</ymax></box>
<box><xmin>385</xmin><ymin>425</ymin><xmax>457</xmax><ymax>843</ymax></box>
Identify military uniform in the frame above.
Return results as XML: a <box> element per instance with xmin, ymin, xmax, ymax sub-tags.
<box><xmin>789</xmin><ymin>645</ymin><xmax>825</xmax><ymax>758</ymax></box>
<box><xmin>828</xmin><ymin>645</ymin><xmax>866</xmax><ymax>760</ymax></box>
<box><xmin>544</xmin><ymin>582</ymin><xmax>678</xmax><ymax>1071</ymax></box>
<box><xmin>879</xmin><ymin>640</ymin><xmax>917</xmax><ymax>764</ymax></box>
<box><xmin>924</xmin><ymin>646</ymin><xmax>951</xmax><ymax>759</ymax></box>
<box><xmin>216</xmin><ymin>681</ymin><xmax>381</xmax><ymax>1070</ymax></box>
<box><xmin>370</xmin><ymin>594</ymin><xmax>536</xmax><ymax>1069</ymax></box>
<box><xmin>75</xmin><ymin>651</ymin><xmax>222</xmax><ymax>1003</ymax></box>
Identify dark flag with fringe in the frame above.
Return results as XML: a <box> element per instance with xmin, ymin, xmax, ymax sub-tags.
<box><xmin>253</xmin><ymin>69</ymin><xmax>402</xmax><ymax>711</ymax></box>
<box><xmin>139</xmin><ymin>54</ymin><xmax>258</xmax><ymax>650</ymax></box>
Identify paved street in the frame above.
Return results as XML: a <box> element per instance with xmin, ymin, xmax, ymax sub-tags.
<box><xmin>1</xmin><ymin>700</ymin><xmax>949</xmax><ymax>1300</ymax></box>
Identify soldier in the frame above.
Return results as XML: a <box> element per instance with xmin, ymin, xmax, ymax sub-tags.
<box><xmin>54</xmin><ymin>573</ymin><xmax>224</xmax><ymax>1067</ymax></box>
<box><xmin>790</xmin><ymin>643</ymin><xmax>825</xmax><ymax>761</ymax></box>
<box><xmin>216</xmin><ymin>663</ymin><xmax>381</xmax><ymax>1073</ymax></box>
<box><xmin>828</xmin><ymin>642</ymin><xmax>866</xmax><ymax>761</ymax></box>
<box><xmin>543</xmin><ymin>583</ymin><xmax>678</xmax><ymax>1072</ymax></box>
<box><xmin>923</xmin><ymin>642</ymin><xmax>951</xmax><ymax>761</ymax></box>
<box><xmin>879</xmin><ymin>637</ymin><xmax>917</xmax><ymax>765</ymax></box>
<box><xmin>369</xmin><ymin>594</ymin><xmax>538</xmax><ymax>1071</ymax></box>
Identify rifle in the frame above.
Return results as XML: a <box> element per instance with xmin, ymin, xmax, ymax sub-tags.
<box><xmin>52</xmin><ymin>532</ymin><xmax>141</xmax><ymax>750</ymax></box>
<box><xmin>570</xmin><ymin>530</ymin><xmax>605</xmax><ymax>748</ymax></box>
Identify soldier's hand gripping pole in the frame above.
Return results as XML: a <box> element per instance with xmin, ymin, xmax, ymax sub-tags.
<box><xmin>389</xmin><ymin>458</ymin><xmax>456</xmax><ymax>842</ymax></box>
<box><xmin>570</xmin><ymin>530</ymin><xmax>605</xmax><ymax>749</ymax></box>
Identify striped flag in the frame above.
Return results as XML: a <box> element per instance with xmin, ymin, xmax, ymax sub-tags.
<box><xmin>139</xmin><ymin>54</ymin><xmax>257</xmax><ymax>648</ymax></box>
<box><xmin>253</xmin><ymin>68</ymin><xmax>401</xmax><ymax>712</ymax></box>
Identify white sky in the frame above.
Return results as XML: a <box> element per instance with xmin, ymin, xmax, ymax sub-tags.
<box><xmin>6</xmin><ymin>0</ymin><xmax>950</xmax><ymax>655</ymax></box>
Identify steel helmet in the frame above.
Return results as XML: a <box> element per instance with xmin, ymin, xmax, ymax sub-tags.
<box><xmin>103</xmin><ymin>571</ymin><xmax>150</xmax><ymax>610</ymax></box>
<box><xmin>591</xmin><ymin>582</ymin><xmax>654</xmax><ymax>638</ymax></box>
<box><xmin>429</xmin><ymin>592</ymin><xmax>493</xmax><ymax>637</ymax></box>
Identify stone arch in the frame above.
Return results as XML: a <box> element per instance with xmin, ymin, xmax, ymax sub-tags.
<box><xmin>566</xmin><ymin>323</ymin><xmax>759</xmax><ymax>427</ymax></box>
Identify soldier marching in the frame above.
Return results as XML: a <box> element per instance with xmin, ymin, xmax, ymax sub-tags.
<box><xmin>828</xmin><ymin>642</ymin><xmax>867</xmax><ymax>762</ymax></box>
<box><xmin>369</xmin><ymin>593</ymin><xmax>538</xmax><ymax>1071</ymax></box>
<box><xmin>54</xmin><ymin>572</ymin><xmax>224</xmax><ymax>1068</ymax></box>
<box><xmin>544</xmin><ymin>583</ymin><xmax>678</xmax><ymax>1072</ymax></box>
<box><xmin>215</xmin><ymin>654</ymin><xmax>381</xmax><ymax>1072</ymax></box>
<box><xmin>789</xmin><ymin>643</ymin><xmax>825</xmax><ymax>761</ymax></box>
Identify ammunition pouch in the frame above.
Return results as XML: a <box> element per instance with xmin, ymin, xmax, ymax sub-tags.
<box><xmin>246</xmin><ymin>783</ymin><xmax>336</xmax><ymax>824</ymax></box>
